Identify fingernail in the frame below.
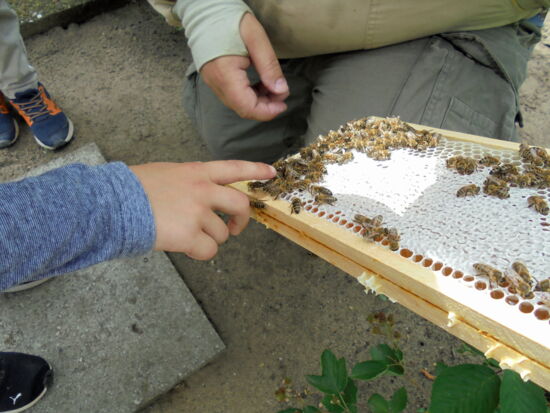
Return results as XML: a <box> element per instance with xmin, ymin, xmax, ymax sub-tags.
<box><xmin>268</xmin><ymin>165</ymin><xmax>277</xmax><ymax>175</ymax></box>
<box><xmin>274</xmin><ymin>78</ymin><xmax>288</xmax><ymax>93</ymax></box>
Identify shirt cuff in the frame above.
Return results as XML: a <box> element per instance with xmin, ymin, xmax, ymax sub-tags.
<box><xmin>105</xmin><ymin>162</ymin><xmax>156</xmax><ymax>257</ymax></box>
<box><xmin>173</xmin><ymin>0</ymin><xmax>252</xmax><ymax>70</ymax></box>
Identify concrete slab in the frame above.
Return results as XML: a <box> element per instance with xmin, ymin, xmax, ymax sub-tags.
<box><xmin>15</xmin><ymin>0</ymin><xmax>130</xmax><ymax>39</ymax></box>
<box><xmin>0</xmin><ymin>143</ymin><xmax>224</xmax><ymax>413</ymax></box>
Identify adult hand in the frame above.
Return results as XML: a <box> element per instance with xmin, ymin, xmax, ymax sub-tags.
<box><xmin>130</xmin><ymin>160</ymin><xmax>276</xmax><ymax>260</ymax></box>
<box><xmin>200</xmin><ymin>12</ymin><xmax>289</xmax><ymax>121</ymax></box>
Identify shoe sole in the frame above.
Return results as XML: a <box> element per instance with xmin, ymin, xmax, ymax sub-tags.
<box><xmin>0</xmin><ymin>119</ymin><xmax>20</xmax><ymax>149</ymax></box>
<box><xmin>1</xmin><ymin>278</ymin><xmax>51</xmax><ymax>293</ymax></box>
<box><xmin>0</xmin><ymin>363</ymin><xmax>53</xmax><ymax>413</ymax></box>
<box><xmin>34</xmin><ymin>118</ymin><xmax>74</xmax><ymax>150</ymax></box>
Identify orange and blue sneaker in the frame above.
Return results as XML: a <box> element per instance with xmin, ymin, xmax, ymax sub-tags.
<box><xmin>9</xmin><ymin>83</ymin><xmax>74</xmax><ymax>150</ymax></box>
<box><xmin>0</xmin><ymin>92</ymin><xmax>19</xmax><ymax>149</ymax></box>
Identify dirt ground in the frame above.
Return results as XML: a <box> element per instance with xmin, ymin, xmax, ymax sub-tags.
<box><xmin>3</xmin><ymin>2</ymin><xmax>549</xmax><ymax>412</ymax></box>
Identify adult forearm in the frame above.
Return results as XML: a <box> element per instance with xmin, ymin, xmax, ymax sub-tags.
<box><xmin>173</xmin><ymin>0</ymin><xmax>251</xmax><ymax>70</ymax></box>
<box><xmin>0</xmin><ymin>162</ymin><xmax>155</xmax><ymax>290</ymax></box>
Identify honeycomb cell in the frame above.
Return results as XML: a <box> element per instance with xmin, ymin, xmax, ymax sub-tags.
<box><xmin>490</xmin><ymin>290</ymin><xmax>504</xmax><ymax>299</ymax></box>
<box><xmin>442</xmin><ymin>267</ymin><xmax>453</xmax><ymax>276</ymax></box>
<box><xmin>432</xmin><ymin>262</ymin><xmax>443</xmax><ymax>271</ymax></box>
<box><xmin>519</xmin><ymin>302</ymin><xmax>534</xmax><ymax>314</ymax></box>
<box><xmin>400</xmin><ymin>249</ymin><xmax>413</xmax><ymax>258</ymax></box>
<box><xmin>475</xmin><ymin>281</ymin><xmax>487</xmax><ymax>290</ymax></box>
<box><xmin>506</xmin><ymin>296</ymin><xmax>519</xmax><ymax>305</ymax></box>
<box><xmin>534</xmin><ymin>308</ymin><xmax>549</xmax><ymax>320</ymax></box>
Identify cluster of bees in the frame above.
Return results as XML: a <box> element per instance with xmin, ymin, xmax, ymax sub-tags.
<box><xmin>248</xmin><ymin>117</ymin><xmax>549</xmax><ymax>306</ymax></box>
<box><xmin>474</xmin><ymin>261</ymin><xmax>549</xmax><ymax>305</ymax></box>
<box><xmin>353</xmin><ymin>214</ymin><xmax>401</xmax><ymax>251</ymax></box>
<box><xmin>248</xmin><ymin>117</ymin><xmax>440</xmax><ymax>210</ymax></box>
<box><xmin>447</xmin><ymin>143</ymin><xmax>550</xmax><ymax>215</ymax></box>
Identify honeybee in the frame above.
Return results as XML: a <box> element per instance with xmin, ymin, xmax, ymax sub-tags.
<box><xmin>299</xmin><ymin>147</ymin><xmax>320</xmax><ymax>161</ymax></box>
<box><xmin>386</xmin><ymin>227</ymin><xmax>400</xmax><ymax>251</ymax></box>
<box><xmin>447</xmin><ymin>156</ymin><xmax>477</xmax><ymax>175</ymax></box>
<box><xmin>337</xmin><ymin>152</ymin><xmax>354</xmax><ymax>165</ymax></box>
<box><xmin>456</xmin><ymin>157</ymin><xmax>478</xmax><ymax>175</ymax></box>
<box><xmin>386</xmin><ymin>227</ymin><xmax>400</xmax><ymax>241</ymax></box>
<box><xmin>309</xmin><ymin>185</ymin><xmax>333</xmax><ymax>196</ymax></box>
<box><xmin>504</xmin><ymin>268</ymin><xmax>534</xmax><ymax>299</ymax></box>
<box><xmin>446</xmin><ymin>156</ymin><xmax>460</xmax><ymax>169</ymax></box>
<box><xmin>456</xmin><ymin>184</ymin><xmax>480</xmax><ymax>197</ymax></box>
<box><xmin>520</xmin><ymin>143</ymin><xmax>549</xmax><ymax>166</ymax></box>
<box><xmin>483</xmin><ymin>176</ymin><xmax>510</xmax><ymax>199</ymax></box>
<box><xmin>511</xmin><ymin>261</ymin><xmax>535</xmax><ymax>288</ymax></box>
<box><xmin>527</xmin><ymin>195</ymin><xmax>549</xmax><ymax>215</ymax></box>
<box><xmin>290</xmin><ymin>197</ymin><xmax>302</xmax><ymax>214</ymax></box>
<box><xmin>535</xmin><ymin>278</ymin><xmax>550</xmax><ymax>292</ymax></box>
<box><xmin>249</xmin><ymin>199</ymin><xmax>266</xmax><ymax>209</ymax></box>
<box><xmin>314</xmin><ymin>194</ymin><xmax>337</xmax><ymax>205</ymax></box>
<box><xmin>247</xmin><ymin>180</ymin><xmax>267</xmax><ymax>192</ymax></box>
<box><xmin>478</xmin><ymin>155</ymin><xmax>500</xmax><ymax>167</ymax></box>
<box><xmin>363</xmin><ymin>226</ymin><xmax>382</xmax><ymax>242</ymax></box>
<box><xmin>370</xmin><ymin>215</ymin><xmax>384</xmax><ymax>228</ymax></box>
<box><xmin>292</xmin><ymin>179</ymin><xmax>311</xmax><ymax>192</ymax></box>
<box><xmin>367</xmin><ymin>148</ymin><xmax>391</xmax><ymax>161</ymax></box>
<box><xmin>473</xmin><ymin>263</ymin><xmax>505</xmax><ymax>287</ymax></box>
<box><xmin>490</xmin><ymin>163</ymin><xmax>519</xmax><ymax>180</ymax></box>
<box><xmin>353</xmin><ymin>214</ymin><xmax>371</xmax><ymax>226</ymax></box>
<box><xmin>516</xmin><ymin>173</ymin><xmax>537</xmax><ymax>188</ymax></box>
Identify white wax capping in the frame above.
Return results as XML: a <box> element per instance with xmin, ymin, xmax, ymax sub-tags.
<box><xmin>357</xmin><ymin>272</ymin><xmax>381</xmax><ymax>292</ymax></box>
<box><xmin>484</xmin><ymin>343</ymin><xmax>501</xmax><ymax>358</ymax></box>
<box><xmin>284</xmin><ymin>136</ymin><xmax>550</xmax><ymax>313</ymax></box>
<box><xmin>446</xmin><ymin>312</ymin><xmax>458</xmax><ymax>327</ymax></box>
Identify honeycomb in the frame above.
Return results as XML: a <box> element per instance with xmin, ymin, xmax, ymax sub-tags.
<box><xmin>266</xmin><ymin>118</ymin><xmax>550</xmax><ymax>323</ymax></box>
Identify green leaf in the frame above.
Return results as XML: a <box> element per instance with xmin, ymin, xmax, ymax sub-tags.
<box><xmin>429</xmin><ymin>364</ymin><xmax>501</xmax><ymax>413</ymax></box>
<box><xmin>342</xmin><ymin>378</ymin><xmax>358</xmax><ymax>405</ymax></box>
<box><xmin>389</xmin><ymin>387</ymin><xmax>407</xmax><ymax>413</ymax></box>
<box><xmin>434</xmin><ymin>362</ymin><xmax>449</xmax><ymax>376</ymax></box>
<box><xmin>484</xmin><ymin>358</ymin><xmax>500</xmax><ymax>369</ymax></box>
<box><xmin>277</xmin><ymin>409</ymin><xmax>302</xmax><ymax>413</ymax></box>
<box><xmin>416</xmin><ymin>409</ymin><xmax>428</xmax><ymax>413</ymax></box>
<box><xmin>306</xmin><ymin>374</ymin><xmax>336</xmax><ymax>395</ymax></box>
<box><xmin>322</xmin><ymin>394</ymin><xmax>344</xmax><ymax>413</ymax></box>
<box><xmin>499</xmin><ymin>370</ymin><xmax>546</xmax><ymax>413</ymax></box>
<box><xmin>304</xmin><ymin>407</ymin><xmax>322</xmax><ymax>413</ymax></box>
<box><xmin>308</xmin><ymin>350</ymin><xmax>348</xmax><ymax>394</ymax></box>
<box><xmin>370</xmin><ymin>344</ymin><xmax>404</xmax><ymax>375</ymax></box>
<box><xmin>368</xmin><ymin>393</ymin><xmax>390</xmax><ymax>413</ymax></box>
<box><xmin>351</xmin><ymin>360</ymin><xmax>387</xmax><ymax>380</ymax></box>
<box><xmin>457</xmin><ymin>343</ymin><xmax>484</xmax><ymax>358</ymax></box>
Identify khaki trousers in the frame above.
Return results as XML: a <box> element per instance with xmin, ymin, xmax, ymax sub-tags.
<box><xmin>183</xmin><ymin>25</ymin><xmax>537</xmax><ymax>163</ymax></box>
<box><xmin>0</xmin><ymin>1</ymin><xmax>38</xmax><ymax>98</ymax></box>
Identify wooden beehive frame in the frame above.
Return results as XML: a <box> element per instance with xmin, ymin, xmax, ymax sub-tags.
<box><xmin>231</xmin><ymin>122</ymin><xmax>550</xmax><ymax>390</ymax></box>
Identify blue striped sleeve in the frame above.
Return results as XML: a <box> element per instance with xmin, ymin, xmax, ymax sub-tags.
<box><xmin>0</xmin><ymin>162</ymin><xmax>156</xmax><ymax>290</ymax></box>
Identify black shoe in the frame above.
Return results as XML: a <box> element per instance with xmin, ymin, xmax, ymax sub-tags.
<box><xmin>0</xmin><ymin>352</ymin><xmax>53</xmax><ymax>412</ymax></box>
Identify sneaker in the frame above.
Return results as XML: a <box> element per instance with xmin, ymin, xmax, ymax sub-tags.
<box><xmin>0</xmin><ymin>352</ymin><xmax>53</xmax><ymax>413</ymax></box>
<box><xmin>0</xmin><ymin>93</ymin><xmax>19</xmax><ymax>149</ymax></box>
<box><xmin>9</xmin><ymin>83</ymin><xmax>73</xmax><ymax>150</ymax></box>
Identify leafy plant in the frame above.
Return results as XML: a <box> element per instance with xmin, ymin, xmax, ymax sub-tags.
<box><xmin>276</xmin><ymin>345</ymin><xmax>405</xmax><ymax>413</ymax></box>
<box><xmin>428</xmin><ymin>343</ymin><xmax>548</xmax><ymax>413</ymax></box>
<box><xmin>274</xmin><ymin>316</ymin><xmax>548</xmax><ymax>413</ymax></box>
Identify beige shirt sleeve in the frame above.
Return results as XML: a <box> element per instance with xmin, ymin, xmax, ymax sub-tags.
<box><xmin>173</xmin><ymin>0</ymin><xmax>252</xmax><ymax>71</ymax></box>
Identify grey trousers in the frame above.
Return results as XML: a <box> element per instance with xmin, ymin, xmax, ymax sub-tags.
<box><xmin>183</xmin><ymin>32</ymin><xmax>524</xmax><ymax>164</ymax></box>
<box><xmin>0</xmin><ymin>0</ymin><xmax>38</xmax><ymax>98</ymax></box>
